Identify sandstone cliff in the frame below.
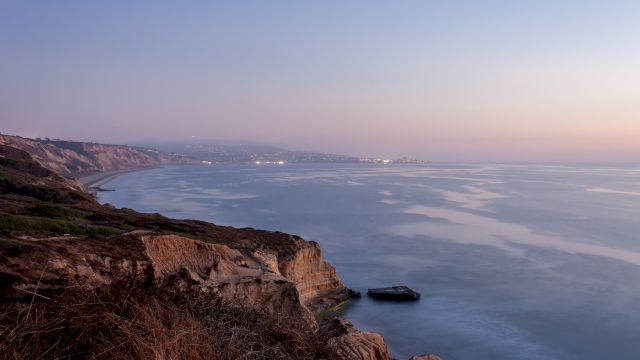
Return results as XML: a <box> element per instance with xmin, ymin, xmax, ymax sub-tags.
<box><xmin>1</xmin><ymin>233</ymin><xmax>317</xmax><ymax>326</ymax></box>
<box><xmin>0</xmin><ymin>133</ymin><xmax>195</xmax><ymax>178</ymax></box>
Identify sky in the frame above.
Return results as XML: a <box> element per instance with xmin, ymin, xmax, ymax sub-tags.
<box><xmin>1</xmin><ymin>1</ymin><xmax>639</xmax><ymax>162</ymax></box>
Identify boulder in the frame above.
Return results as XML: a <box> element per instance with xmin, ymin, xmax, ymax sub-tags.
<box><xmin>409</xmin><ymin>355</ymin><xmax>443</xmax><ymax>360</ymax></box>
<box><xmin>367</xmin><ymin>285</ymin><xmax>420</xmax><ymax>301</ymax></box>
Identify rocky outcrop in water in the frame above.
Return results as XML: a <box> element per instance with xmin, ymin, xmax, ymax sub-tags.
<box><xmin>409</xmin><ymin>355</ymin><xmax>443</xmax><ymax>360</ymax></box>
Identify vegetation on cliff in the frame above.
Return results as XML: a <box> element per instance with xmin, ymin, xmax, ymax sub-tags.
<box><xmin>1</xmin><ymin>278</ymin><xmax>335</xmax><ymax>359</ymax></box>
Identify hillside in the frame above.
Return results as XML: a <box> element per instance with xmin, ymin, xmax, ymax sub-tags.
<box><xmin>0</xmin><ymin>144</ymin><xmax>414</xmax><ymax>359</ymax></box>
<box><xmin>0</xmin><ymin>134</ymin><xmax>196</xmax><ymax>178</ymax></box>
<box><xmin>150</xmin><ymin>140</ymin><xmax>361</xmax><ymax>163</ymax></box>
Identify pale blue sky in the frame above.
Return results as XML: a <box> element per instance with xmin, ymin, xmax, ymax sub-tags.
<box><xmin>1</xmin><ymin>1</ymin><xmax>639</xmax><ymax>161</ymax></box>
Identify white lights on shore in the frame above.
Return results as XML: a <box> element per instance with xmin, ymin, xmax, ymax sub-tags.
<box><xmin>255</xmin><ymin>160</ymin><xmax>286</xmax><ymax>165</ymax></box>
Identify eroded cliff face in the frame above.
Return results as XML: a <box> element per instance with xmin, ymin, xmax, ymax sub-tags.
<box><xmin>0</xmin><ymin>134</ymin><xmax>194</xmax><ymax>177</ymax></box>
<box><xmin>141</xmin><ymin>234</ymin><xmax>315</xmax><ymax>324</ymax></box>
<box><xmin>2</xmin><ymin>233</ymin><xmax>320</xmax><ymax>323</ymax></box>
<box><xmin>278</xmin><ymin>242</ymin><xmax>341</xmax><ymax>299</ymax></box>
<box><xmin>1</xmin><ymin>231</ymin><xmax>393</xmax><ymax>359</ymax></box>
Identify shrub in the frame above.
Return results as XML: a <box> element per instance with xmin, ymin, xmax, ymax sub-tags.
<box><xmin>0</xmin><ymin>278</ymin><xmax>337</xmax><ymax>360</ymax></box>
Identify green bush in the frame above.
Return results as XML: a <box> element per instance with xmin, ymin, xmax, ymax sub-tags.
<box><xmin>0</xmin><ymin>213</ymin><xmax>122</xmax><ymax>239</ymax></box>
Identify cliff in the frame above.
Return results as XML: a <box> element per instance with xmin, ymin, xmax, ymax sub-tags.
<box><xmin>0</xmin><ymin>133</ymin><xmax>196</xmax><ymax>178</ymax></box>
<box><xmin>0</xmin><ymin>144</ymin><xmax>393</xmax><ymax>359</ymax></box>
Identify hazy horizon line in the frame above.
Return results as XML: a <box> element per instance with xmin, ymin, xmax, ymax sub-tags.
<box><xmin>3</xmin><ymin>131</ymin><xmax>640</xmax><ymax>165</ymax></box>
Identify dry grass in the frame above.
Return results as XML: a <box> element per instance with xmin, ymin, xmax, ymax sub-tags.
<box><xmin>0</xmin><ymin>278</ymin><xmax>337</xmax><ymax>360</ymax></box>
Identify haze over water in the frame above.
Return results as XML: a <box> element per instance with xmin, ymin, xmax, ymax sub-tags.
<box><xmin>99</xmin><ymin>163</ymin><xmax>640</xmax><ymax>360</ymax></box>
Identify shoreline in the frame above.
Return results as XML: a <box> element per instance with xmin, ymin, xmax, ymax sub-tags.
<box><xmin>78</xmin><ymin>167</ymin><xmax>159</xmax><ymax>191</ymax></box>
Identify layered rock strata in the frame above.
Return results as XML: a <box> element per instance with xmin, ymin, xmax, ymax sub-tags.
<box><xmin>0</xmin><ymin>134</ymin><xmax>194</xmax><ymax>178</ymax></box>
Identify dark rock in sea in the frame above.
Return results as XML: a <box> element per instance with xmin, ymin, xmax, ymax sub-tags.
<box><xmin>367</xmin><ymin>286</ymin><xmax>420</xmax><ymax>301</ymax></box>
<box><xmin>348</xmin><ymin>288</ymin><xmax>362</xmax><ymax>298</ymax></box>
<box><xmin>409</xmin><ymin>354</ymin><xmax>442</xmax><ymax>360</ymax></box>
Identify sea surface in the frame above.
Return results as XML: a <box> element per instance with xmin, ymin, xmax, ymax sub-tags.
<box><xmin>98</xmin><ymin>163</ymin><xmax>640</xmax><ymax>360</ymax></box>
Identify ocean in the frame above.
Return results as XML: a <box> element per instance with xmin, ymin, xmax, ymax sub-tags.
<box><xmin>98</xmin><ymin>163</ymin><xmax>640</xmax><ymax>360</ymax></box>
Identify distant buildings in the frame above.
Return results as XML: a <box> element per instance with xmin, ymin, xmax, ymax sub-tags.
<box><xmin>152</xmin><ymin>142</ymin><xmax>428</xmax><ymax>165</ymax></box>
<box><xmin>358</xmin><ymin>157</ymin><xmax>427</xmax><ymax>164</ymax></box>
<box><xmin>255</xmin><ymin>160</ymin><xmax>286</xmax><ymax>165</ymax></box>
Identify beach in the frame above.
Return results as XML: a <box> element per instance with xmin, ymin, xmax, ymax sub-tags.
<box><xmin>79</xmin><ymin>167</ymin><xmax>157</xmax><ymax>193</ymax></box>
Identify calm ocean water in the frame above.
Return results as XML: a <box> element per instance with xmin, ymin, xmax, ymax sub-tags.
<box><xmin>99</xmin><ymin>163</ymin><xmax>640</xmax><ymax>360</ymax></box>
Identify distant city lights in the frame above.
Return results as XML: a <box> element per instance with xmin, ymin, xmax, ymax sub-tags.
<box><xmin>255</xmin><ymin>160</ymin><xmax>286</xmax><ymax>165</ymax></box>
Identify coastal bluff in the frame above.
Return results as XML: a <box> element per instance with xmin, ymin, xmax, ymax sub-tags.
<box><xmin>0</xmin><ymin>143</ymin><xmax>419</xmax><ymax>359</ymax></box>
<box><xmin>0</xmin><ymin>133</ymin><xmax>195</xmax><ymax>178</ymax></box>
<box><xmin>1</xmin><ymin>232</ymin><xmax>344</xmax><ymax>332</ymax></box>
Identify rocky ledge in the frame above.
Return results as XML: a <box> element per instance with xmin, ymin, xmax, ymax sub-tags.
<box><xmin>1</xmin><ymin>231</ymin><xmax>388</xmax><ymax>359</ymax></box>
